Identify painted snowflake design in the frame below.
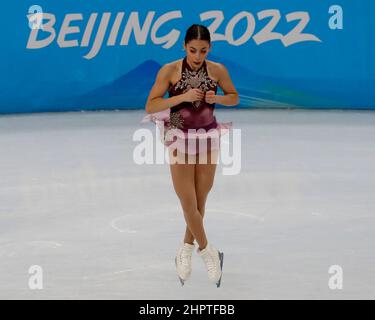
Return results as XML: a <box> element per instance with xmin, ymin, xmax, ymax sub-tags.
<box><xmin>173</xmin><ymin>67</ymin><xmax>217</xmax><ymax>110</ymax></box>
<box><xmin>168</xmin><ymin>111</ymin><xmax>184</xmax><ymax>129</ymax></box>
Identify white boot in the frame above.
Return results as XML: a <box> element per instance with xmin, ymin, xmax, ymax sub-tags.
<box><xmin>197</xmin><ymin>243</ymin><xmax>224</xmax><ymax>288</ymax></box>
<box><xmin>175</xmin><ymin>242</ymin><xmax>195</xmax><ymax>286</ymax></box>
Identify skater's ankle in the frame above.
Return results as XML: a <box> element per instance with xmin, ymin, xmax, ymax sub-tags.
<box><xmin>199</xmin><ymin>242</ymin><xmax>208</xmax><ymax>251</ymax></box>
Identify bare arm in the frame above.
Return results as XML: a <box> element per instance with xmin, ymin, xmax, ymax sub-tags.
<box><xmin>215</xmin><ymin>64</ymin><xmax>240</xmax><ymax>107</ymax></box>
<box><xmin>145</xmin><ymin>64</ymin><xmax>186</xmax><ymax>114</ymax></box>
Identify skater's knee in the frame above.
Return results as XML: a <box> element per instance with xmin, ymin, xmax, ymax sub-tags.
<box><xmin>199</xmin><ymin>175</ymin><xmax>214</xmax><ymax>194</ymax></box>
<box><xmin>195</xmin><ymin>186</ymin><xmax>211</xmax><ymax>213</ymax></box>
<box><xmin>180</xmin><ymin>198</ymin><xmax>198</xmax><ymax>215</ymax></box>
<box><xmin>197</xmin><ymin>202</ymin><xmax>206</xmax><ymax>217</ymax></box>
<box><xmin>178</xmin><ymin>194</ymin><xmax>198</xmax><ymax>214</ymax></box>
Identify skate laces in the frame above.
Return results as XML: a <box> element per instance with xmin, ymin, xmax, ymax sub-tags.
<box><xmin>179</xmin><ymin>247</ymin><xmax>192</xmax><ymax>266</ymax></box>
<box><xmin>201</xmin><ymin>249</ymin><xmax>216</xmax><ymax>273</ymax></box>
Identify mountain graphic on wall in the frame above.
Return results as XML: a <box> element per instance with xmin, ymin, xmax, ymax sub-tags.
<box><xmin>208</xmin><ymin>54</ymin><xmax>344</xmax><ymax>108</ymax></box>
<box><xmin>49</xmin><ymin>54</ymin><xmax>345</xmax><ymax>112</ymax></box>
<box><xmin>50</xmin><ymin>59</ymin><xmax>161</xmax><ymax>111</ymax></box>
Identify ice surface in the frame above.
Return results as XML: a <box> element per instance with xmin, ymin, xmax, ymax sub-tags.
<box><xmin>0</xmin><ymin>109</ymin><xmax>374</xmax><ymax>299</ymax></box>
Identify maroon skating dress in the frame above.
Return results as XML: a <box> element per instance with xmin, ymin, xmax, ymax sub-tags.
<box><xmin>141</xmin><ymin>56</ymin><xmax>232</xmax><ymax>155</ymax></box>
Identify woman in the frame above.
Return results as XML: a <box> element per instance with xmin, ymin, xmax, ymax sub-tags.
<box><xmin>141</xmin><ymin>24</ymin><xmax>239</xmax><ymax>287</ymax></box>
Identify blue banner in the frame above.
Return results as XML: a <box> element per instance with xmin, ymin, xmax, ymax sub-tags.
<box><xmin>1</xmin><ymin>0</ymin><xmax>374</xmax><ymax>114</ymax></box>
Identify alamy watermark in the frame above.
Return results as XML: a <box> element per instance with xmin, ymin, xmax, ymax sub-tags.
<box><xmin>133</xmin><ymin>123</ymin><xmax>242</xmax><ymax>175</ymax></box>
<box><xmin>28</xmin><ymin>265</ymin><xmax>44</xmax><ymax>290</ymax></box>
<box><xmin>328</xmin><ymin>265</ymin><xmax>343</xmax><ymax>290</ymax></box>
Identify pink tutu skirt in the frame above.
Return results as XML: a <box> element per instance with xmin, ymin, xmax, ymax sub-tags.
<box><xmin>140</xmin><ymin>108</ymin><xmax>232</xmax><ymax>155</ymax></box>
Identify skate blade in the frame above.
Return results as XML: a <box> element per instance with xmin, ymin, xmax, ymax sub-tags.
<box><xmin>175</xmin><ymin>257</ymin><xmax>185</xmax><ymax>287</ymax></box>
<box><xmin>178</xmin><ymin>277</ymin><xmax>185</xmax><ymax>286</ymax></box>
<box><xmin>216</xmin><ymin>252</ymin><xmax>224</xmax><ymax>288</ymax></box>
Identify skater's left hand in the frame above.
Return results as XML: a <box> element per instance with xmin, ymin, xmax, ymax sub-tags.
<box><xmin>205</xmin><ymin>90</ymin><xmax>217</xmax><ymax>104</ymax></box>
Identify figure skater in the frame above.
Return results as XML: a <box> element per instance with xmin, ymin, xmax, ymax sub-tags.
<box><xmin>141</xmin><ymin>24</ymin><xmax>239</xmax><ymax>287</ymax></box>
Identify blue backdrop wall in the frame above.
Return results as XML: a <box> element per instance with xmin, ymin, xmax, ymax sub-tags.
<box><xmin>1</xmin><ymin>0</ymin><xmax>374</xmax><ymax>114</ymax></box>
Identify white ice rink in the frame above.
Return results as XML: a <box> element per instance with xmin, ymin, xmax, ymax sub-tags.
<box><xmin>0</xmin><ymin>109</ymin><xmax>374</xmax><ymax>299</ymax></box>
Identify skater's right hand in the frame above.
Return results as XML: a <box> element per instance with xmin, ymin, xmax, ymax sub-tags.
<box><xmin>182</xmin><ymin>88</ymin><xmax>205</xmax><ymax>103</ymax></box>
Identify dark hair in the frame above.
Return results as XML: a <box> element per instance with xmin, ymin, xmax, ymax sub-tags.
<box><xmin>184</xmin><ymin>24</ymin><xmax>211</xmax><ymax>45</ymax></box>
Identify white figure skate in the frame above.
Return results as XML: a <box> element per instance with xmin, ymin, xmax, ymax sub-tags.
<box><xmin>197</xmin><ymin>243</ymin><xmax>224</xmax><ymax>288</ymax></box>
<box><xmin>175</xmin><ymin>242</ymin><xmax>195</xmax><ymax>286</ymax></box>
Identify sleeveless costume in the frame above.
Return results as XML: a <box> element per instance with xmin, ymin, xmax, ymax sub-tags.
<box><xmin>141</xmin><ymin>56</ymin><xmax>232</xmax><ymax>155</ymax></box>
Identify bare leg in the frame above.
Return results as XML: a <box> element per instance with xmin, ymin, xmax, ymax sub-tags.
<box><xmin>184</xmin><ymin>148</ymin><xmax>218</xmax><ymax>246</ymax></box>
<box><xmin>169</xmin><ymin>148</ymin><xmax>208</xmax><ymax>250</ymax></box>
